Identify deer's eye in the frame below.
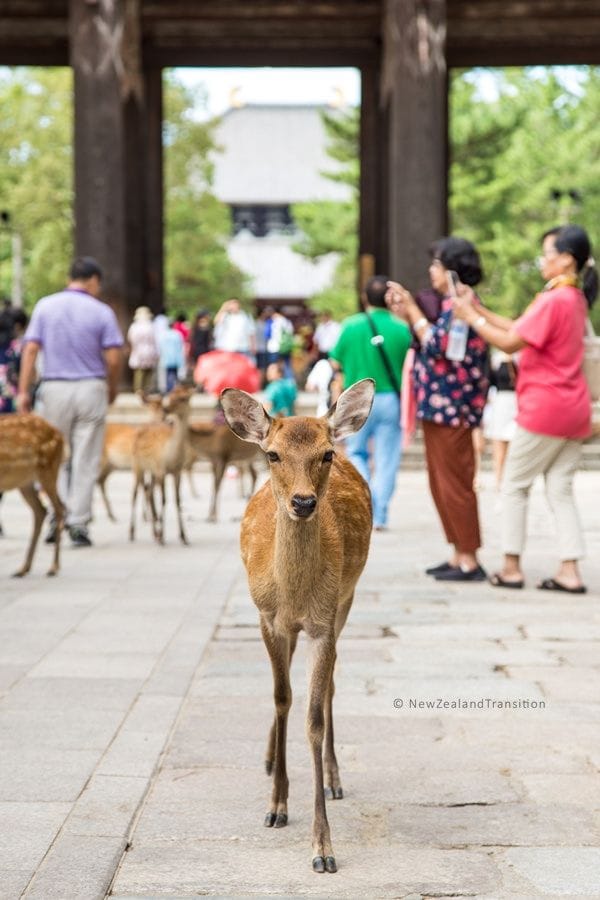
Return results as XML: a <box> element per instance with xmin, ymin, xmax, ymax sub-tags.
<box><xmin>267</xmin><ymin>451</ymin><xmax>280</xmax><ymax>463</ymax></box>
<box><xmin>323</xmin><ymin>450</ymin><xmax>334</xmax><ymax>463</ymax></box>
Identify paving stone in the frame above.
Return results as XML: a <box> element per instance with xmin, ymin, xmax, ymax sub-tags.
<box><xmin>3</xmin><ymin>468</ymin><xmax>600</xmax><ymax>899</ymax></box>
<box><xmin>389</xmin><ymin>802</ymin><xmax>600</xmax><ymax>847</ymax></box>
<box><xmin>0</xmin><ymin>801</ymin><xmax>70</xmax><ymax>889</ymax></box>
<box><xmin>63</xmin><ymin>774</ymin><xmax>147</xmax><ymax>837</ymax></box>
<box><xmin>500</xmin><ymin>847</ymin><xmax>600</xmax><ymax>895</ymax></box>
<box><xmin>23</xmin><ymin>833</ymin><xmax>127</xmax><ymax>900</ymax></box>
<box><xmin>113</xmin><ymin>841</ymin><xmax>501</xmax><ymax>897</ymax></box>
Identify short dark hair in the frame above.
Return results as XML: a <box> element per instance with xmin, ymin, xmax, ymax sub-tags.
<box><xmin>70</xmin><ymin>256</ymin><xmax>103</xmax><ymax>281</ymax></box>
<box><xmin>430</xmin><ymin>237</ymin><xmax>483</xmax><ymax>287</ymax></box>
<box><xmin>543</xmin><ymin>224</ymin><xmax>597</xmax><ymax>307</ymax></box>
<box><xmin>364</xmin><ymin>275</ymin><xmax>389</xmax><ymax>308</ymax></box>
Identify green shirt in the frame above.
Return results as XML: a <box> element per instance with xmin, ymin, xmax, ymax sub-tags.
<box><xmin>264</xmin><ymin>377</ymin><xmax>297</xmax><ymax>416</ymax></box>
<box><xmin>329</xmin><ymin>309</ymin><xmax>412</xmax><ymax>392</ymax></box>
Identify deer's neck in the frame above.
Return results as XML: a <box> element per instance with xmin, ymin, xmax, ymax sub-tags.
<box><xmin>165</xmin><ymin>411</ymin><xmax>190</xmax><ymax>463</ymax></box>
<box><xmin>274</xmin><ymin>508</ymin><xmax>323</xmax><ymax>595</ymax></box>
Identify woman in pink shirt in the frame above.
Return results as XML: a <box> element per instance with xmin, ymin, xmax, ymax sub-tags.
<box><xmin>452</xmin><ymin>224</ymin><xmax>597</xmax><ymax>593</ymax></box>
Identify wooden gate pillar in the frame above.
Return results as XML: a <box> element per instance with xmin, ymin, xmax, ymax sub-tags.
<box><xmin>380</xmin><ymin>0</ymin><xmax>448</xmax><ymax>291</ymax></box>
<box><xmin>69</xmin><ymin>0</ymin><xmax>163</xmax><ymax>328</ymax></box>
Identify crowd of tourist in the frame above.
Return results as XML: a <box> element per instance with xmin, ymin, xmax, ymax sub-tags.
<box><xmin>1</xmin><ymin>222</ymin><xmax>597</xmax><ymax>591</ymax></box>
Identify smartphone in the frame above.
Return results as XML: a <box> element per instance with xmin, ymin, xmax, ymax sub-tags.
<box><xmin>447</xmin><ymin>270</ymin><xmax>460</xmax><ymax>297</ymax></box>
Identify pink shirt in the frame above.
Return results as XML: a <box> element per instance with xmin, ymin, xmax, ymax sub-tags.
<box><xmin>514</xmin><ymin>284</ymin><xmax>591</xmax><ymax>440</ymax></box>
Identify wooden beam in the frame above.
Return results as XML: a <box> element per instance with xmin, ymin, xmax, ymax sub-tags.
<box><xmin>382</xmin><ymin>0</ymin><xmax>448</xmax><ymax>292</ymax></box>
<box><xmin>70</xmin><ymin>0</ymin><xmax>146</xmax><ymax>328</ymax></box>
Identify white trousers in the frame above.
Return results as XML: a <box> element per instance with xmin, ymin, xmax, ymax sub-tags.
<box><xmin>501</xmin><ymin>425</ymin><xmax>584</xmax><ymax>561</ymax></box>
<box><xmin>38</xmin><ymin>379</ymin><xmax>108</xmax><ymax>527</ymax></box>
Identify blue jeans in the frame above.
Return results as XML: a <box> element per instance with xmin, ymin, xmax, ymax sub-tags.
<box><xmin>345</xmin><ymin>392</ymin><xmax>402</xmax><ymax>528</ymax></box>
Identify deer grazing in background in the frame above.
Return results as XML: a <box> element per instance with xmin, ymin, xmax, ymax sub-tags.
<box><xmin>97</xmin><ymin>392</ymin><xmax>165</xmax><ymax>521</ymax></box>
<box><xmin>186</xmin><ymin>421</ymin><xmax>261</xmax><ymax>522</ymax></box>
<box><xmin>129</xmin><ymin>386</ymin><xmax>193</xmax><ymax>545</ymax></box>
<box><xmin>0</xmin><ymin>414</ymin><xmax>65</xmax><ymax>577</ymax></box>
<box><xmin>221</xmin><ymin>378</ymin><xmax>374</xmax><ymax>874</ymax></box>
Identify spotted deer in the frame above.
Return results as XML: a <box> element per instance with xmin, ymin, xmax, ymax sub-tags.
<box><xmin>0</xmin><ymin>414</ymin><xmax>65</xmax><ymax>577</ymax></box>
<box><xmin>221</xmin><ymin>378</ymin><xmax>374</xmax><ymax>874</ymax></box>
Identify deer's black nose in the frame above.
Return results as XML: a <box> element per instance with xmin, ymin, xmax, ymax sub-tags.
<box><xmin>291</xmin><ymin>495</ymin><xmax>317</xmax><ymax>517</ymax></box>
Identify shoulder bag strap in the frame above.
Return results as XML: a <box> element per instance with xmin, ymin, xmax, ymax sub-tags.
<box><xmin>364</xmin><ymin>311</ymin><xmax>401</xmax><ymax>397</ymax></box>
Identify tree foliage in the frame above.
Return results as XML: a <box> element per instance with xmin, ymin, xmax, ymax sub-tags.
<box><xmin>0</xmin><ymin>67</ymin><xmax>73</xmax><ymax>306</ymax></box>
<box><xmin>0</xmin><ymin>67</ymin><xmax>245</xmax><ymax>315</ymax></box>
<box><xmin>292</xmin><ymin>106</ymin><xmax>359</xmax><ymax>318</ymax></box>
<box><xmin>451</xmin><ymin>68</ymin><xmax>600</xmax><ymax>327</ymax></box>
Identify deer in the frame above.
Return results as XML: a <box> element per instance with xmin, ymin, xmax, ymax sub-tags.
<box><xmin>220</xmin><ymin>377</ymin><xmax>374</xmax><ymax>874</ymax></box>
<box><xmin>129</xmin><ymin>386</ymin><xmax>193</xmax><ymax>545</ymax></box>
<box><xmin>97</xmin><ymin>392</ymin><xmax>165</xmax><ymax>521</ymax></box>
<box><xmin>186</xmin><ymin>421</ymin><xmax>261</xmax><ymax>522</ymax></box>
<box><xmin>0</xmin><ymin>414</ymin><xmax>65</xmax><ymax>577</ymax></box>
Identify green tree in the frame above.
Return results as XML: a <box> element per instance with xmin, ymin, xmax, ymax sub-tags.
<box><xmin>0</xmin><ymin>67</ymin><xmax>246</xmax><ymax>316</ymax></box>
<box><xmin>163</xmin><ymin>73</ymin><xmax>249</xmax><ymax>314</ymax></box>
<box><xmin>450</xmin><ymin>67</ymin><xmax>600</xmax><ymax>328</ymax></box>
<box><xmin>292</xmin><ymin>106</ymin><xmax>359</xmax><ymax>318</ymax></box>
<box><xmin>0</xmin><ymin>67</ymin><xmax>73</xmax><ymax>308</ymax></box>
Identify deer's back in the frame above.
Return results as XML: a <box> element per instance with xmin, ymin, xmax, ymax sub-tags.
<box><xmin>133</xmin><ymin>422</ymin><xmax>178</xmax><ymax>475</ymax></box>
<box><xmin>0</xmin><ymin>414</ymin><xmax>63</xmax><ymax>491</ymax></box>
<box><xmin>188</xmin><ymin>423</ymin><xmax>260</xmax><ymax>465</ymax></box>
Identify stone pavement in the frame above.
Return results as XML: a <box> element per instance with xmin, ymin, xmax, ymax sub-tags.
<box><xmin>1</xmin><ymin>463</ymin><xmax>599</xmax><ymax>899</ymax></box>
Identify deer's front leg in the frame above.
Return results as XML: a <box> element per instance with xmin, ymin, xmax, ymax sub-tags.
<box><xmin>260</xmin><ymin>619</ymin><xmax>292</xmax><ymax>829</ymax></box>
<box><xmin>307</xmin><ymin>632</ymin><xmax>337</xmax><ymax>873</ymax></box>
<box><xmin>265</xmin><ymin>631</ymin><xmax>298</xmax><ymax>775</ymax></box>
<box><xmin>323</xmin><ymin>666</ymin><xmax>343</xmax><ymax>799</ymax></box>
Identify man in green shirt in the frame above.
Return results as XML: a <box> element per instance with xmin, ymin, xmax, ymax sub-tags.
<box><xmin>329</xmin><ymin>275</ymin><xmax>411</xmax><ymax>530</ymax></box>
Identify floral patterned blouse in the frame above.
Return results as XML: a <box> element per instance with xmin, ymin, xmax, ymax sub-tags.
<box><xmin>414</xmin><ymin>302</ymin><xmax>489</xmax><ymax>429</ymax></box>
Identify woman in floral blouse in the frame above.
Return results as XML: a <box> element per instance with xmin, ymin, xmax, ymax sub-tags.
<box><xmin>387</xmin><ymin>237</ymin><xmax>489</xmax><ymax>581</ymax></box>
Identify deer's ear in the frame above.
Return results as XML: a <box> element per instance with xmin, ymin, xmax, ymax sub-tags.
<box><xmin>327</xmin><ymin>378</ymin><xmax>375</xmax><ymax>440</ymax></box>
<box><xmin>221</xmin><ymin>389</ymin><xmax>272</xmax><ymax>444</ymax></box>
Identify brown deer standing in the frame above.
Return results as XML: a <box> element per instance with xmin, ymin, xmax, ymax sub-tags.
<box><xmin>221</xmin><ymin>378</ymin><xmax>374</xmax><ymax>874</ymax></box>
<box><xmin>0</xmin><ymin>414</ymin><xmax>65</xmax><ymax>577</ymax></box>
<box><xmin>186</xmin><ymin>422</ymin><xmax>261</xmax><ymax>522</ymax></box>
<box><xmin>129</xmin><ymin>387</ymin><xmax>193</xmax><ymax>545</ymax></box>
<box><xmin>97</xmin><ymin>393</ymin><xmax>164</xmax><ymax>521</ymax></box>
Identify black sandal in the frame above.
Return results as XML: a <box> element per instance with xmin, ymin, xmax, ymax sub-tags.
<box><xmin>489</xmin><ymin>572</ymin><xmax>524</xmax><ymax>590</ymax></box>
<box><xmin>537</xmin><ymin>577</ymin><xmax>587</xmax><ymax>595</ymax></box>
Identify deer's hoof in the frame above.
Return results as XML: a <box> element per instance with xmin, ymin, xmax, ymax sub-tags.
<box><xmin>273</xmin><ymin>813</ymin><xmax>287</xmax><ymax>828</ymax></box>
<box><xmin>46</xmin><ymin>569</ymin><xmax>58</xmax><ymax>578</ymax></box>
<box><xmin>264</xmin><ymin>812</ymin><xmax>277</xmax><ymax>827</ymax></box>
<box><xmin>330</xmin><ymin>786</ymin><xmax>343</xmax><ymax>800</ymax></box>
<box><xmin>312</xmin><ymin>855</ymin><xmax>337</xmax><ymax>873</ymax></box>
<box><xmin>265</xmin><ymin>760</ymin><xmax>273</xmax><ymax>775</ymax></box>
<box><xmin>11</xmin><ymin>570</ymin><xmax>26</xmax><ymax>579</ymax></box>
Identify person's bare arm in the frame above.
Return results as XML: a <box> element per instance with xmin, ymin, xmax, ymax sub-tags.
<box><xmin>473</xmin><ymin>304</ymin><xmax>515</xmax><ymax>332</ymax></box>
<box><xmin>454</xmin><ymin>290</ymin><xmax>526</xmax><ymax>353</ymax></box>
<box><xmin>16</xmin><ymin>341</ymin><xmax>40</xmax><ymax>413</ymax></box>
<box><xmin>103</xmin><ymin>346</ymin><xmax>123</xmax><ymax>405</ymax></box>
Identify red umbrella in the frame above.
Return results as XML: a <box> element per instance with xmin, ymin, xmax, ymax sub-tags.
<box><xmin>194</xmin><ymin>350</ymin><xmax>261</xmax><ymax>396</ymax></box>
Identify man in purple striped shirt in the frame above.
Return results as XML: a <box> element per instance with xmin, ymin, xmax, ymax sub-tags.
<box><xmin>18</xmin><ymin>257</ymin><xmax>124</xmax><ymax>547</ymax></box>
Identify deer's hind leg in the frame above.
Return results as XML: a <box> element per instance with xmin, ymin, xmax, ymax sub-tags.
<box><xmin>260</xmin><ymin>619</ymin><xmax>292</xmax><ymax>829</ymax></box>
<box><xmin>38</xmin><ymin>471</ymin><xmax>65</xmax><ymax>576</ymax></box>
<box><xmin>13</xmin><ymin>484</ymin><xmax>47</xmax><ymax>578</ymax></box>
<box><xmin>265</xmin><ymin>630</ymin><xmax>298</xmax><ymax>776</ymax></box>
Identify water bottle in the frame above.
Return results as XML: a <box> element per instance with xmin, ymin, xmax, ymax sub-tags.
<box><xmin>446</xmin><ymin>317</ymin><xmax>469</xmax><ymax>361</ymax></box>
<box><xmin>445</xmin><ymin>270</ymin><xmax>469</xmax><ymax>362</ymax></box>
